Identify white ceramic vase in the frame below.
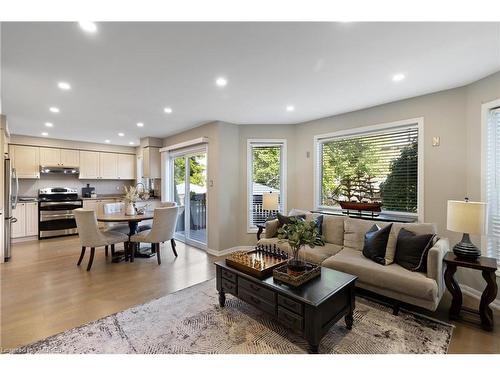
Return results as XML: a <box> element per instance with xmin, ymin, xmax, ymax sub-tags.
<box><xmin>125</xmin><ymin>202</ymin><xmax>135</xmax><ymax>216</ymax></box>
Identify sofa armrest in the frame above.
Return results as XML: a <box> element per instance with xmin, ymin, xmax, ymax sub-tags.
<box><xmin>427</xmin><ymin>238</ymin><xmax>450</xmax><ymax>297</ymax></box>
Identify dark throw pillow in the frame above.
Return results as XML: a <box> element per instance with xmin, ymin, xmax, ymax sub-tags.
<box><xmin>394</xmin><ymin>228</ymin><xmax>436</xmax><ymax>272</ymax></box>
<box><xmin>362</xmin><ymin>223</ymin><xmax>393</xmax><ymax>265</ymax></box>
<box><xmin>277</xmin><ymin>212</ymin><xmax>306</xmax><ymax>228</ymax></box>
<box><xmin>312</xmin><ymin>215</ymin><xmax>324</xmax><ymax>236</ymax></box>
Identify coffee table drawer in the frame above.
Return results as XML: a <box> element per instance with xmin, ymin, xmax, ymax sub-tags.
<box><xmin>238</xmin><ymin>288</ymin><xmax>276</xmax><ymax>316</ymax></box>
<box><xmin>278</xmin><ymin>294</ymin><xmax>303</xmax><ymax>315</ymax></box>
<box><xmin>221</xmin><ymin>278</ymin><xmax>236</xmax><ymax>295</ymax></box>
<box><xmin>239</xmin><ymin>277</ymin><xmax>275</xmax><ymax>302</ymax></box>
<box><xmin>221</xmin><ymin>268</ymin><xmax>236</xmax><ymax>283</ymax></box>
<box><xmin>278</xmin><ymin>306</ymin><xmax>303</xmax><ymax>332</ymax></box>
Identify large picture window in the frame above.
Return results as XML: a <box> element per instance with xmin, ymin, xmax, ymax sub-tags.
<box><xmin>315</xmin><ymin>120</ymin><xmax>422</xmax><ymax>217</ymax></box>
<box><xmin>247</xmin><ymin>140</ymin><xmax>286</xmax><ymax>231</ymax></box>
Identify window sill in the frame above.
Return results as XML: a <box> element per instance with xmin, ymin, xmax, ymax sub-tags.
<box><xmin>312</xmin><ymin>208</ymin><xmax>418</xmax><ymax>223</ymax></box>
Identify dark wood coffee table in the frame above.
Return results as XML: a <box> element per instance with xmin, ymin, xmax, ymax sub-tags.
<box><xmin>215</xmin><ymin>261</ymin><xmax>357</xmax><ymax>353</ymax></box>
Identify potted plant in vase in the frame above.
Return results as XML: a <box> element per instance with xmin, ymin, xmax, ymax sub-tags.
<box><xmin>277</xmin><ymin>217</ymin><xmax>323</xmax><ymax>274</ymax></box>
<box><xmin>123</xmin><ymin>185</ymin><xmax>140</xmax><ymax>215</ymax></box>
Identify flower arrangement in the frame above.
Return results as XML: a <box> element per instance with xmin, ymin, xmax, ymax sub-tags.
<box><xmin>123</xmin><ymin>185</ymin><xmax>140</xmax><ymax>204</ymax></box>
<box><xmin>277</xmin><ymin>217</ymin><xmax>324</xmax><ymax>272</ymax></box>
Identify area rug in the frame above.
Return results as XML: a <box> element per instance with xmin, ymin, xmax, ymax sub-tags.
<box><xmin>12</xmin><ymin>279</ymin><xmax>453</xmax><ymax>354</ymax></box>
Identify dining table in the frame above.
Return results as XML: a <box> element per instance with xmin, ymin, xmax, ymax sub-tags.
<box><xmin>97</xmin><ymin>211</ymin><xmax>155</xmax><ymax>262</ymax></box>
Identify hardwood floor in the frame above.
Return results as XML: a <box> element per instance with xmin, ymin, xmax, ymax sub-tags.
<box><xmin>1</xmin><ymin>236</ymin><xmax>499</xmax><ymax>353</ymax></box>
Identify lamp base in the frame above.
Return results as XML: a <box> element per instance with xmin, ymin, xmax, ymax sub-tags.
<box><xmin>453</xmin><ymin>233</ymin><xmax>481</xmax><ymax>259</ymax></box>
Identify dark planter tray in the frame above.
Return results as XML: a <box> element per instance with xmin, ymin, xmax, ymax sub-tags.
<box><xmin>273</xmin><ymin>263</ymin><xmax>321</xmax><ymax>287</ymax></box>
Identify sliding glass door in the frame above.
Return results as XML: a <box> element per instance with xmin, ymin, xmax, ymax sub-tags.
<box><xmin>171</xmin><ymin>148</ymin><xmax>207</xmax><ymax>249</ymax></box>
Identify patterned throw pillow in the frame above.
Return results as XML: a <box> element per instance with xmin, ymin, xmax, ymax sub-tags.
<box><xmin>362</xmin><ymin>224</ymin><xmax>393</xmax><ymax>265</ymax></box>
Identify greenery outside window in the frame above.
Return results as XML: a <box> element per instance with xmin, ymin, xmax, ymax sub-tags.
<box><xmin>315</xmin><ymin>120</ymin><xmax>423</xmax><ymax>218</ymax></box>
<box><xmin>247</xmin><ymin>140</ymin><xmax>287</xmax><ymax>231</ymax></box>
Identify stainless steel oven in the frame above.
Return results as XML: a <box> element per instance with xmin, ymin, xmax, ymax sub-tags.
<box><xmin>38</xmin><ymin>188</ymin><xmax>83</xmax><ymax>239</ymax></box>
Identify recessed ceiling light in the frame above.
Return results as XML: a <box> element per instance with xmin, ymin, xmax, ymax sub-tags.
<box><xmin>78</xmin><ymin>21</ymin><xmax>98</xmax><ymax>33</ymax></box>
<box><xmin>129</xmin><ymin>141</ymin><xmax>135</xmax><ymax>145</ymax></box>
<box><xmin>118</xmin><ymin>132</ymin><xmax>124</xmax><ymax>137</ymax></box>
<box><xmin>41</xmin><ymin>132</ymin><xmax>49</xmax><ymax>137</ymax></box>
<box><xmin>58</xmin><ymin>82</ymin><xmax>71</xmax><ymax>90</ymax></box>
<box><xmin>49</xmin><ymin>107</ymin><xmax>60</xmax><ymax>113</ymax></box>
<box><xmin>286</xmin><ymin>105</ymin><xmax>295</xmax><ymax>112</ymax></box>
<box><xmin>392</xmin><ymin>73</ymin><xmax>406</xmax><ymax>82</ymax></box>
<box><xmin>45</xmin><ymin>122</ymin><xmax>53</xmax><ymax>128</ymax></box>
<box><xmin>136</xmin><ymin>122</ymin><xmax>144</xmax><ymax>127</ymax></box>
<box><xmin>215</xmin><ymin>77</ymin><xmax>228</xmax><ymax>87</ymax></box>
<box><xmin>164</xmin><ymin>107</ymin><xmax>173</xmax><ymax>114</ymax></box>
<box><xmin>104</xmin><ymin>139</ymin><xmax>110</xmax><ymax>143</ymax></box>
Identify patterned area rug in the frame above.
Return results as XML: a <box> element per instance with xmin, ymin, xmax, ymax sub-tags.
<box><xmin>12</xmin><ymin>279</ymin><xmax>453</xmax><ymax>354</ymax></box>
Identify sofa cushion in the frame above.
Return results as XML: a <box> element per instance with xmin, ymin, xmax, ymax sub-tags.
<box><xmin>321</xmin><ymin>215</ymin><xmax>345</xmax><ymax>246</ymax></box>
<box><xmin>322</xmin><ymin>248</ymin><xmax>438</xmax><ymax>302</ymax></box>
<box><xmin>362</xmin><ymin>224</ymin><xmax>392</xmax><ymax>265</ymax></box>
<box><xmin>264</xmin><ymin>219</ymin><xmax>279</xmax><ymax>238</ymax></box>
<box><xmin>343</xmin><ymin>218</ymin><xmax>391</xmax><ymax>251</ymax></box>
<box><xmin>385</xmin><ymin>223</ymin><xmax>437</xmax><ymax>265</ymax></box>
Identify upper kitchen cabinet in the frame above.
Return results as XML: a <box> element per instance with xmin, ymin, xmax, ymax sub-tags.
<box><xmin>79</xmin><ymin>151</ymin><xmax>100</xmax><ymax>179</ymax></box>
<box><xmin>10</xmin><ymin>145</ymin><xmax>40</xmax><ymax>178</ymax></box>
<box><xmin>99</xmin><ymin>152</ymin><xmax>118</xmax><ymax>179</ymax></box>
<box><xmin>142</xmin><ymin>147</ymin><xmax>161</xmax><ymax>179</ymax></box>
<box><xmin>40</xmin><ymin>147</ymin><xmax>79</xmax><ymax>167</ymax></box>
<box><xmin>117</xmin><ymin>154</ymin><xmax>136</xmax><ymax>180</ymax></box>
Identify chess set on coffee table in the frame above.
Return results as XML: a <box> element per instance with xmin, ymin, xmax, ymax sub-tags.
<box><xmin>225</xmin><ymin>244</ymin><xmax>289</xmax><ymax>279</ymax></box>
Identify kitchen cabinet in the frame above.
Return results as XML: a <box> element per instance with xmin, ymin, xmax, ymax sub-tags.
<box><xmin>118</xmin><ymin>154</ymin><xmax>136</xmax><ymax>180</ymax></box>
<box><xmin>99</xmin><ymin>153</ymin><xmax>118</xmax><ymax>179</ymax></box>
<box><xmin>38</xmin><ymin>147</ymin><xmax>80</xmax><ymax>168</ymax></box>
<box><xmin>60</xmin><ymin>149</ymin><xmax>80</xmax><ymax>167</ymax></box>
<box><xmin>142</xmin><ymin>147</ymin><xmax>161</xmax><ymax>178</ymax></box>
<box><xmin>10</xmin><ymin>145</ymin><xmax>40</xmax><ymax>178</ymax></box>
<box><xmin>11</xmin><ymin>202</ymin><xmax>38</xmax><ymax>238</ymax></box>
<box><xmin>79</xmin><ymin>151</ymin><xmax>100</xmax><ymax>179</ymax></box>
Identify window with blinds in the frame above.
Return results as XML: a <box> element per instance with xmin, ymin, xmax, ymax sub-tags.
<box><xmin>247</xmin><ymin>141</ymin><xmax>286</xmax><ymax>230</ymax></box>
<box><xmin>486</xmin><ymin>107</ymin><xmax>500</xmax><ymax>263</ymax></box>
<box><xmin>317</xmin><ymin>124</ymin><xmax>420</xmax><ymax>215</ymax></box>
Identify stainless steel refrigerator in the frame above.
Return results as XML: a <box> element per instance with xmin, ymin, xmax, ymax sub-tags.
<box><xmin>4</xmin><ymin>158</ymin><xmax>19</xmax><ymax>261</ymax></box>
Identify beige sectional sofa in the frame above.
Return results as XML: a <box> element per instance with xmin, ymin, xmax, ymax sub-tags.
<box><xmin>257</xmin><ymin>212</ymin><xmax>449</xmax><ymax>312</ymax></box>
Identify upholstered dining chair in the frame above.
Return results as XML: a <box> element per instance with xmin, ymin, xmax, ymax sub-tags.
<box><xmin>74</xmin><ymin>208</ymin><xmax>129</xmax><ymax>271</ymax></box>
<box><xmin>129</xmin><ymin>206</ymin><xmax>179</xmax><ymax>265</ymax></box>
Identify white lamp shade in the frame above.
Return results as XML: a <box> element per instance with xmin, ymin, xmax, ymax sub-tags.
<box><xmin>262</xmin><ymin>191</ymin><xmax>279</xmax><ymax>211</ymax></box>
<box><xmin>447</xmin><ymin>200</ymin><xmax>487</xmax><ymax>235</ymax></box>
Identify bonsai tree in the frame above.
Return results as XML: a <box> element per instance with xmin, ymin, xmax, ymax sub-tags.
<box><xmin>277</xmin><ymin>218</ymin><xmax>324</xmax><ymax>271</ymax></box>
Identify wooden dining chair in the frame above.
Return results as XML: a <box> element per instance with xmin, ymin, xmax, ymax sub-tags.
<box><xmin>74</xmin><ymin>209</ymin><xmax>129</xmax><ymax>271</ymax></box>
<box><xmin>129</xmin><ymin>206</ymin><xmax>179</xmax><ymax>265</ymax></box>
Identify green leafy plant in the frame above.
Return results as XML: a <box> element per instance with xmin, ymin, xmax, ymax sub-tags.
<box><xmin>277</xmin><ymin>218</ymin><xmax>324</xmax><ymax>261</ymax></box>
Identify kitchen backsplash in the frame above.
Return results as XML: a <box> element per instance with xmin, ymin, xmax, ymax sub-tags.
<box><xmin>18</xmin><ymin>176</ymin><xmax>135</xmax><ymax>197</ymax></box>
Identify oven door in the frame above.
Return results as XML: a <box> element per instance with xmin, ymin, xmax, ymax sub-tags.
<box><xmin>38</xmin><ymin>201</ymin><xmax>82</xmax><ymax>238</ymax></box>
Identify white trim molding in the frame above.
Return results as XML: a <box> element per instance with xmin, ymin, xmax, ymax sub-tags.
<box><xmin>313</xmin><ymin>117</ymin><xmax>425</xmax><ymax>222</ymax></box>
<box><xmin>461</xmin><ymin>284</ymin><xmax>500</xmax><ymax>312</ymax></box>
<box><xmin>159</xmin><ymin>137</ymin><xmax>209</xmax><ymax>153</ymax></box>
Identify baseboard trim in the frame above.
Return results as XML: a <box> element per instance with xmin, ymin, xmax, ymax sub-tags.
<box><xmin>12</xmin><ymin>236</ymin><xmax>38</xmax><ymax>243</ymax></box>
<box><xmin>461</xmin><ymin>284</ymin><xmax>500</xmax><ymax>312</ymax></box>
<box><xmin>207</xmin><ymin>245</ymin><xmax>254</xmax><ymax>257</ymax></box>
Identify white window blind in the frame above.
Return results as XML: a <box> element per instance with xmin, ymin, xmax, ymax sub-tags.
<box><xmin>317</xmin><ymin>124</ymin><xmax>420</xmax><ymax>216</ymax></box>
<box><xmin>486</xmin><ymin>107</ymin><xmax>500</xmax><ymax>263</ymax></box>
<box><xmin>247</xmin><ymin>141</ymin><xmax>286</xmax><ymax>230</ymax></box>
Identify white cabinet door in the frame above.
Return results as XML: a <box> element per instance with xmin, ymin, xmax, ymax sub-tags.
<box><xmin>11</xmin><ymin>145</ymin><xmax>40</xmax><ymax>178</ymax></box>
<box><xmin>142</xmin><ymin>147</ymin><xmax>161</xmax><ymax>178</ymax></box>
<box><xmin>118</xmin><ymin>154</ymin><xmax>135</xmax><ymax>180</ymax></box>
<box><xmin>25</xmin><ymin>202</ymin><xmax>38</xmax><ymax>236</ymax></box>
<box><xmin>99</xmin><ymin>153</ymin><xmax>118</xmax><ymax>179</ymax></box>
<box><xmin>39</xmin><ymin>147</ymin><xmax>61</xmax><ymax>166</ymax></box>
<box><xmin>79</xmin><ymin>151</ymin><xmax>100</xmax><ymax>179</ymax></box>
<box><xmin>60</xmin><ymin>149</ymin><xmax>79</xmax><ymax>167</ymax></box>
<box><xmin>11</xmin><ymin>203</ymin><xmax>26</xmax><ymax>238</ymax></box>
<box><xmin>83</xmin><ymin>200</ymin><xmax>98</xmax><ymax>211</ymax></box>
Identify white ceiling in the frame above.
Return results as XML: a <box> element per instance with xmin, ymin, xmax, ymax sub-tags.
<box><xmin>2</xmin><ymin>22</ymin><xmax>500</xmax><ymax>145</ymax></box>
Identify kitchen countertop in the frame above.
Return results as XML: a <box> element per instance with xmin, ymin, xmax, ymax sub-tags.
<box><xmin>18</xmin><ymin>195</ymin><xmax>160</xmax><ymax>202</ymax></box>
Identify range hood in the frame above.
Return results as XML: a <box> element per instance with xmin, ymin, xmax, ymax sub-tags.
<box><xmin>40</xmin><ymin>166</ymin><xmax>80</xmax><ymax>175</ymax></box>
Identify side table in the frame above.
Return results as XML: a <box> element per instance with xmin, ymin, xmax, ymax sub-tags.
<box><xmin>443</xmin><ymin>252</ymin><xmax>498</xmax><ymax>331</ymax></box>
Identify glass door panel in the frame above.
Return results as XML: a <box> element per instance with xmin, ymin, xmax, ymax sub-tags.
<box><xmin>173</xmin><ymin>156</ymin><xmax>186</xmax><ymax>240</ymax></box>
<box><xmin>187</xmin><ymin>153</ymin><xmax>207</xmax><ymax>245</ymax></box>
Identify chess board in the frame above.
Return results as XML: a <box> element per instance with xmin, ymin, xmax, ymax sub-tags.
<box><xmin>225</xmin><ymin>244</ymin><xmax>289</xmax><ymax>279</ymax></box>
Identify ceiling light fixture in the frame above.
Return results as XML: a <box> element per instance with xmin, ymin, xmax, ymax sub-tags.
<box><xmin>57</xmin><ymin>82</ymin><xmax>71</xmax><ymax>90</ymax></box>
<box><xmin>164</xmin><ymin>107</ymin><xmax>173</xmax><ymax>114</ymax></box>
<box><xmin>105</xmin><ymin>140</ymin><xmax>110</xmax><ymax>143</ymax></box>
<box><xmin>41</xmin><ymin>132</ymin><xmax>49</xmax><ymax>136</ymax></box>
<box><xmin>215</xmin><ymin>77</ymin><xmax>228</xmax><ymax>87</ymax></box>
<box><xmin>45</xmin><ymin>122</ymin><xmax>53</xmax><ymax>128</ymax></box>
<box><xmin>137</xmin><ymin>122</ymin><xmax>144</xmax><ymax>127</ymax></box>
<box><xmin>286</xmin><ymin>105</ymin><xmax>295</xmax><ymax>112</ymax></box>
<box><xmin>49</xmin><ymin>107</ymin><xmax>60</xmax><ymax>113</ymax></box>
<box><xmin>118</xmin><ymin>132</ymin><xmax>124</xmax><ymax>137</ymax></box>
<box><xmin>78</xmin><ymin>21</ymin><xmax>98</xmax><ymax>33</ymax></box>
<box><xmin>392</xmin><ymin>73</ymin><xmax>406</xmax><ymax>82</ymax></box>
<box><xmin>129</xmin><ymin>141</ymin><xmax>135</xmax><ymax>145</ymax></box>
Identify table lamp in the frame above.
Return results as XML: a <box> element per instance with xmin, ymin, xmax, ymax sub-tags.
<box><xmin>262</xmin><ymin>191</ymin><xmax>279</xmax><ymax>221</ymax></box>
<box><xmin>447</xmin><ymin>198</ymin><xmax>487</xmax><ymax>259</ymax></box>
